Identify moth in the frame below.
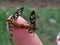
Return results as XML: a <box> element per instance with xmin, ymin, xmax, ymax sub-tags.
<box><xmin>6</xmin><ymin>7</ymin><xmax>37</xmax><ymax>35</ymax></box>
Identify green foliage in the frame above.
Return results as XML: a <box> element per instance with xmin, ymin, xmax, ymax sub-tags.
<box><xmin>0</xmin><ymin>6</ymin><xmax>60</xmax><ymax>45</ymax></box>
<box><xmin>0</xmin><ymin>8</ymin><xmax>6</xmax><ymax>21</ymax></box>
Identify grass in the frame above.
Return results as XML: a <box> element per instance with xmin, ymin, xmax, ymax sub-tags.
<box><xmin>0</xmin><ymin>6</ymin><xmax>60</xmax><ymax>45</ymax></box>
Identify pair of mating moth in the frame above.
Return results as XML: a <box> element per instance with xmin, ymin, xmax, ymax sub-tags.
<box><xmin>6</xmin><ymin>7</ymin><xmax>37</xmax><ymax>37</ymax></box>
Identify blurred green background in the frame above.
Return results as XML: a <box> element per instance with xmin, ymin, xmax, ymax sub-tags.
<box><xmin>0</xmin><ymin>6</ymin><xmax>60</xmax><ymax>45</ymax></box>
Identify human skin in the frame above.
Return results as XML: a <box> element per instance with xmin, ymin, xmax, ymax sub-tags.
<box><xmin>6</xmin><ymin>16</ymin><xmax>43</xmax><ymax>45</ymax></box>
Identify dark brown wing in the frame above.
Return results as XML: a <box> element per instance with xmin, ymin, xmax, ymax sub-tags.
<box><xmin>11</xmin><ymin>7</ymin><xmax>24</xmax><ymax>20</ymax></box>
<box><xmin>28</xmin><ymin>10</ymin><xmax>36</xmax><ymax>33</ymax></box>
<box><xmin>7</xmin><ymin>7</ymin><xmax>24</xmax><ymax>37</ymax></box>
